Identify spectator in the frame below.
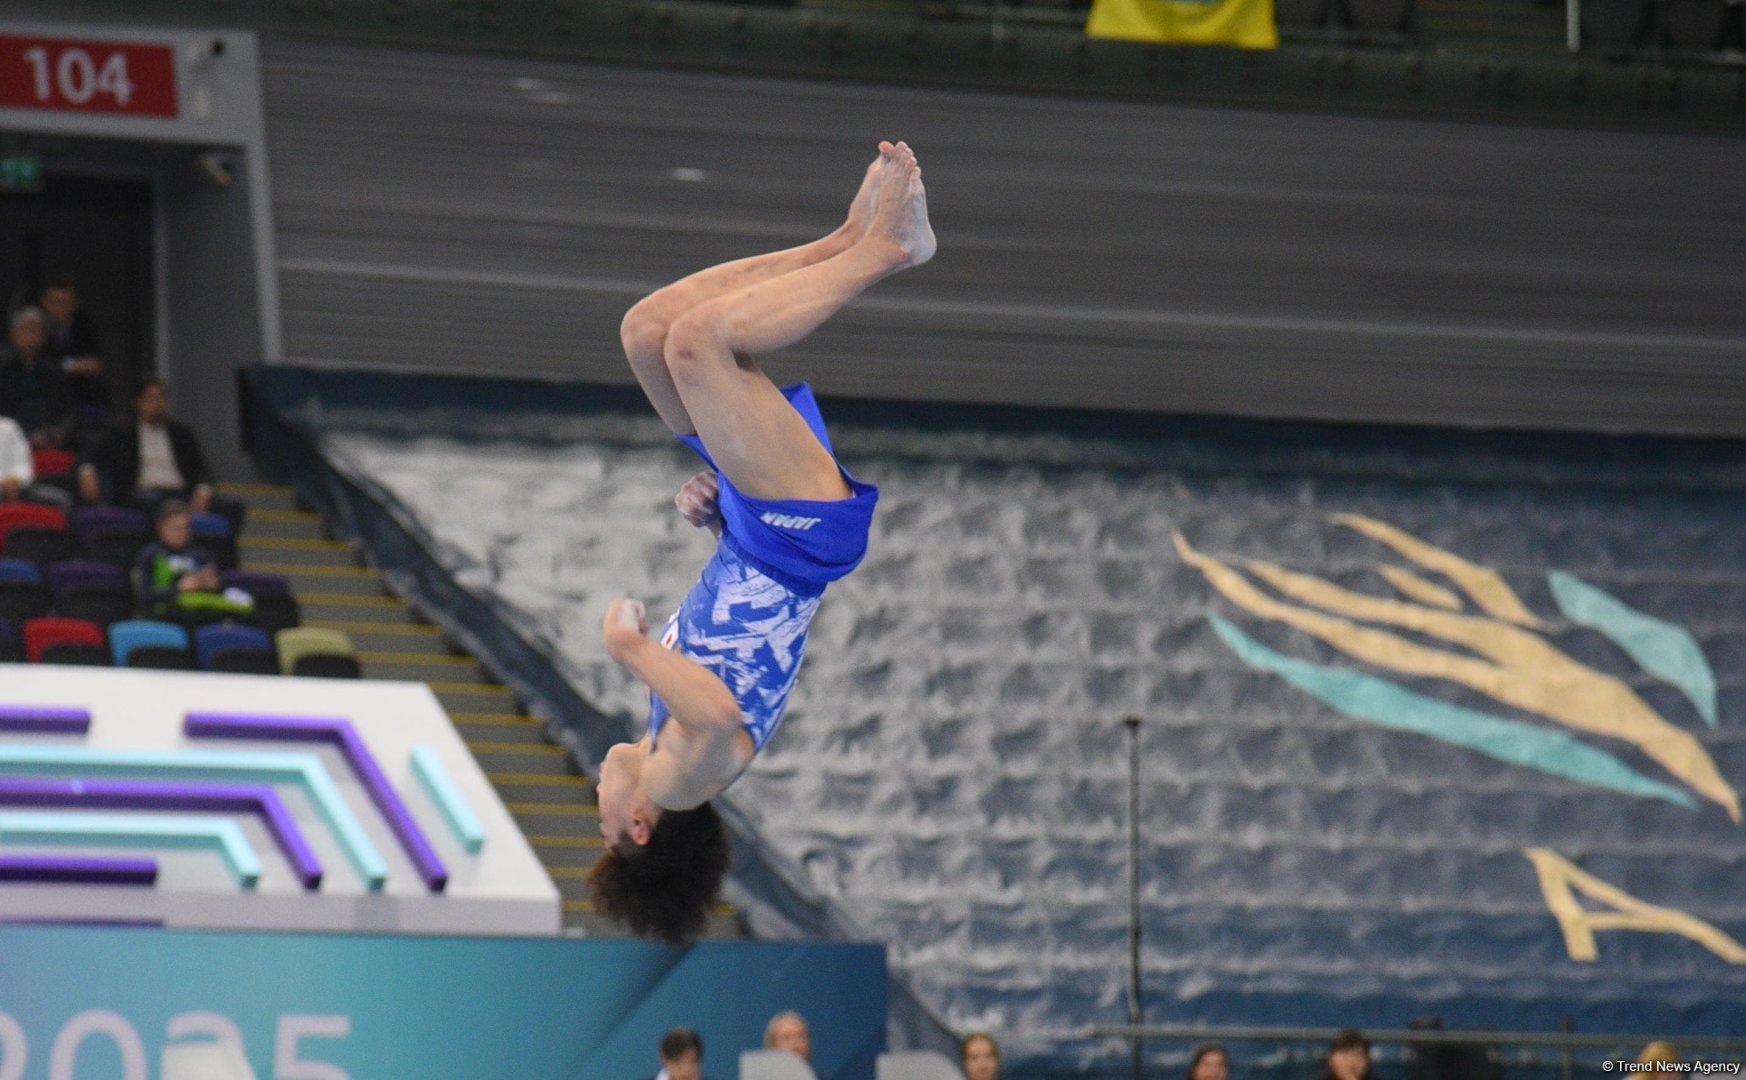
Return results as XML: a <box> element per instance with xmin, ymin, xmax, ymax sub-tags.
<box><xmin>1320</xmin><ymin>1031</ymin><xmax>1373</xmax><ymax>1080</ymax></box>
<box><xmin>1189</xmin><ymin>1044</ymin><xmax>1231</xmax><ymax>1080</ymax></box>
<box><xmin>765</xmin><ymin>1011</ymin><xmax>813</xmax><ymax>1066</ymax></box>
<box><xmin>37</xmin><ymin>280</ymin><xmax>106</xmax><ymax>407</ymax></box>
<box><xmin>962</xmin><ymin>1033</ymin><xmax>1003</xmax><ymax>1080</ymax></box>
<box><xmin>134</xmin><ymin>499</ymin><xmax>251</xmax><ymax>620</ymax></box>
<box><xmin>0</xmin><ymin>414</ymin><xmax>71</xmax><ymax>508</ymax></box>
<box><xmin>648</xmin><ymin>1027</ymin><xmax>712</xmax><ymax>1080</ymax></box>
<box><xmin>1639</xmin><ymin>1043</ymin><xmax>1680</xmax><ymax>1067</ymax></box>
<box><xmin>79</xmin><ymin>377</ymin><xmax>214</xmax><ymax>514</ymax></box>
<box><xmin>0</xmin><ymin>307</ymin><xmax>73</xmax><ymax>449</ymax></box>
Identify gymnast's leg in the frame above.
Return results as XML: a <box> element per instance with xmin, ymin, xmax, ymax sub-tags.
<box><xmin>619</xmin><ymin>153</ymin><xmax>888</xmax><ymax>436</ymax></box>
<box><xmin>658</xmin><ymin>141</ymin><xmax>935</xmax><ymax>504</ymax></box>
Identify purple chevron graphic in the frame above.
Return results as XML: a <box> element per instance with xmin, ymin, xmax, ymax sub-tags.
<box><xmin>0</xmin><ymin>706</ymin><xmax>91</xmax><ymax>735</ymax></box>
<box><xmin>184</xmin><ymin>712</ymin><xmax>447</xmax><ymax>891</ymax></box>
<box><xmin>0</xmin><ymin>778</ymin><xmax>323</xmax><ymax>889</ymax></box>
<box><xmin>0</xmin><ymin>855</ymin><xmax>158</xmax><ymax>885</ymax></box>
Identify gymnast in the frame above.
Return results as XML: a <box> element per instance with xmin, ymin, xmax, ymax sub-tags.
<box><xmin>588</xmin><ymin>141</ymin><xmax>935</xmax><ymax>942</ymax></box>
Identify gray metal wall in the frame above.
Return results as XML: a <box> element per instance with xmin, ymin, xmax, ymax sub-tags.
<box><xmin>263</xmin><ymin>38</ymin><xmax>1746</xmax><ymax>437</ymax></box>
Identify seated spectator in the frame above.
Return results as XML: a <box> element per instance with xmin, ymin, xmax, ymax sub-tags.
<box><xmin>765</xmin><ymin>1012</ymin><xmax>813</xmax><ymax>1068</ymax></box>
<box><xmin>135</xmin><ymin>499</ymin><xmax>251</xmax><ymax>620</ymax></box>
<box><xmin>37</xmin><ymin>280</ymin><xmax>106</xmax><ymax>410</ymax></box>
<box><xmin>0</xmin><ymin>415</ymin><xmax>71</xmax><ymax>508</ymax></box>
<box><xmin>0</xmin><ymin>307</ymin><xmax>73</xmax><ymax>450</ymax></box>
<box><xmin>963</xmin><ymin>1033</ymin><xmax>1003</xmax><ymax>1080</ymax></box>
<box><xmin>1188</xmin><ymin>1043</ymin><xmax>1230</xmax><ymax>1080</ymax></box>
<box><xmin>649</xmin><ymin>1027</ymin><xmax>712</xmax><ymax>1080</ymax></box>
<box><xmin>79</xmin><ymin>378</ymin><xmax>214</xmax><ymax>514</ymax></box>
<box><xmin>1320</xmin><ymin>1031</ymin><xmax>1372</xmax><ymax>1080</ymax></box>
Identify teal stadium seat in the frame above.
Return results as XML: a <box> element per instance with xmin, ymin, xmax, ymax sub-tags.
<box><xmin>110</xmin><ymin>620</ymin><xmax>195</xmax><ymax>670</ymax></box>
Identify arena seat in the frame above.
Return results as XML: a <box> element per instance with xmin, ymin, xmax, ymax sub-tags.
<box><xmin>221</xmin><ymin>570</ymin><xmax>292</xmax><ymax>596</ymax></box>
<box><xmin>29</xmin><ymin>449</ymin><xmax>75</xmax><ymax>478</ymax></box>
<box><xmin>192</xmin><ymin>510</ymin><xmax>239</xmax><ymax>571</ymax></box>
<box><xmin>48</xmin><ymin>560</ymin><xmax>127</xmax><ymax>594</ymax></box>
<box><xmin>0</xmin><ymin>504</ymin><xmax>73</xmax><ymax>568</ymax></box>
<box><xmin>219</xmin><ymin>570</ymin><xmax>300</xmax><ymax>632</ymax></box>
<box><xmin>49</xmin><ymin>563</ymin><xmax>136</xmax><ymax>628</ymax></box>
<box><xmin>0</xmin><ymin>617</ymin><xmax>22</xmax><ymax>663</ymax></box>
<box><xmin>72</xmin><ymin>506</ymin><xmax>152</xmax><ymax>543</ymax></box>
<box><xmin>24</xmin><ymin>617</ymin><xmax>108</xmax><ymax>666</ymax></box>
<box><xmin>196</xmin><ymin>623</ymin><xmax>279</xmax><ymax>674</ymax></box>
<box><xmin>0</xmin><ymin>560</ymin><xmax>48</xmax><ymax>624</ymax></box>
<box><xmin>110</xmin><ymin>620</ymin><xmax>195</xmax><ymax>669</ymax></box>
<box><xmin>244</xmin><ymin>593</ymin><xmax>301</xmax><ymax>635</ymax></box>
<box><xmin>277</xmin><ymin>626</ymin><xmax>360</xmax><ymax>678</ymax></box>
<box><xmin>73</xmin><ymin>506</ymin><xmax>154</xmax><ymax>570</ymax></box>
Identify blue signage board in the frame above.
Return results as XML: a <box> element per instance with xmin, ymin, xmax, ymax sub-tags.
<box><xmin>0</xmin><ymin>925</ymin><xmax>886</xmax><ymax>1079</ymax></box>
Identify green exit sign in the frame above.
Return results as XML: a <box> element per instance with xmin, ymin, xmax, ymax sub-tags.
<box><xmin>0</xmin><ymin>155</ymin><xmax>43</xmax><ymax>193</ymax></box>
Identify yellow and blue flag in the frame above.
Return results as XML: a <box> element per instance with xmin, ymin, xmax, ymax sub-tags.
<box><xmin>1085</xmin><ymin>0</ymin><xmax>1278</xmax><ymax>49</ymax></box>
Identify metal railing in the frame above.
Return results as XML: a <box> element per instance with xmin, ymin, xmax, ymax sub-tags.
<box><xmin>1088</xmin><ymin>1026</ymin><xmax>1746</xmax><ymax>1052</ymax></box>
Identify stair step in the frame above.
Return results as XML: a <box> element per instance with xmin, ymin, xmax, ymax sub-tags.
<box><xmin>309</xmin><ymin>620</ymin><xmax>440</xmax><ymax>636</ymax></box>
<box><xmin>470</xmin><ymin>744</ymin><xmax>575</xmax><ymax>774</ymax></box>
<box><xmin>244</xmin><ymin>509</ymin><xmax>329</xmax><ymax>540</ymax></box>
<box><xmin>360</xmin><ymin>659</ymin><xmax>482</xmax><ymax>685</ymax></box>
<box><xmin>532</xmin><ymin>846</ymin><xmax>601</xmax><ymax>869</ymax></box>
<box><xmin>508</xmin><ymin>802</ymin><xmax>597</xmax><ymax>816</ymax></box>
<box><xmin>309</xmin><ymin>624</ymin><xmax>452</xmax><ymax>655</ymax></box>
<box><xmin>486</xmin><ymin>772</ymin><xmax>590</xmax><ymax>787</ymax></box>
<box><xmin>433</xmin><ymin>685</ymin><xmax>519</xmax><ymax>712</ymax></box>
<box><xmin>528</xmin><ymin>834</ymin><xmax>604</xmax><ymax>850</ymax></box>
<box><xmin>448</xmin><ymin>711</ymin><xmax>537</xmax><ymax>726</ymax></box>
<box><xmin>299</xmin><ymin>594</ymin><xmax>423</xmax><ymax>622</ymax></box>
<box><xmin>493</xmin><ymin>780</ymin><xmax>593</xmax><ymax>805</ymax></box>
<box><xmin>240</xmin><ymin>541</ymin><xmax>362</xmax><ymax>569</ymax></box>
<box><xmin>217</xmin><ymin>482</ymin><xmax>297</xmax><ymax>511</ymax></box>
<box><xmin>462</xmin><ymin>741</ymin><xmax>563</xmax><ymax>756</ymax></box>
<box><xmin>243</xmin><ymin>561</ymin><xmax>377</xmax><ymax>580</ymax></box>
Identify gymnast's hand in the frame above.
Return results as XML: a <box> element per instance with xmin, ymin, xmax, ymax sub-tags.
<box><xmin>603</xmin><ymin>597</ymin><xmax>649</xmax><ymax>662</ymax></box>
<box><xmin>675</xmin><ymin>471</ymin><xmax>723</xmax><ymax>537</ymax></box>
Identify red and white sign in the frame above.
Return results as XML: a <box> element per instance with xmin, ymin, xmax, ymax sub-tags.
<box><xmin>0</xmin><ymin>34</ymin><xmax>179</xmax><ymax>118</ymax></box>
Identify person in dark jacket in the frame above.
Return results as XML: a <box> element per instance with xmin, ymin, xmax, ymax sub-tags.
<box><xmin>38</xmin><ymin>280</ymin><xmax>108</xmax><ymax>411</ymax></box>
<box><xmin>78</xmin><ymin>377</ymin><xmax>214</xmax><ymax>513</ymax></box>
<box><xmin>0</xmin><ymin>307</ymin><xmax>73</xmax><ymax>449</ymax></box>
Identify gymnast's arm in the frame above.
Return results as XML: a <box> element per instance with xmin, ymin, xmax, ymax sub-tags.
<box><xmin>602</xmin><ymin>597</ymin><xmax>749</xmax><ymax>803</ymax></box>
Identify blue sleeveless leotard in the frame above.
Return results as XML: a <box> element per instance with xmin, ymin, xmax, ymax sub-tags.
<box><xmin>648</xmin><ymin>383</ymin><xmax>877</xmax><ymax>753</ymax></box>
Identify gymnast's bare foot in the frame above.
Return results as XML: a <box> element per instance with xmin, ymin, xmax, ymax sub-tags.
<box><xmin>842</xmin><ymin>153</ymin><xmax>885</xmax><ymax>240</ymax></box>
<box><xmin>865</xmin><ymin>140</ymin><xmax>935</xmax><ymax>270</ymax></box>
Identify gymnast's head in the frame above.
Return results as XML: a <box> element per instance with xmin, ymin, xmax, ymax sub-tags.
<box><xmin>588</xmin><ymin>738</ymin><xmax>730</xmax><ymax>943</ymax></box>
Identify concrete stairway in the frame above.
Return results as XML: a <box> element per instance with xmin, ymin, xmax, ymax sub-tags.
<box><xmin>221</xmin><ymin>482</ymin><xmax>744</xmax><ymax>938</ymax></box>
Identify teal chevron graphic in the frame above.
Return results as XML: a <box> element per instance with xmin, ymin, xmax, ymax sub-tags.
<box><xmin>1549</xmin><ymin>570</ymin><xmax>1719</xmax><ymax>728</ymax></box>
<box><xmin>1207</xmin><ymin>612</ymin><xmax>1701</xmax><ymax>810</ymax></box>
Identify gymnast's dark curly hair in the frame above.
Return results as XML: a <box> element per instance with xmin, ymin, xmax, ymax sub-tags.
<box><xmin>586</xmin><ymin>803</ymin><xmax>730</xmax><ymax>943</ymax></box>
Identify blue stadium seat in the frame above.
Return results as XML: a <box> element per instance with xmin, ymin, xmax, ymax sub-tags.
<box><xmin>192</xmin><ymin>511</ymin><xmax>239</xmax><ymax>571</ymax></box>
<box><xmin>195</xmin><ymin>623</ymin><xmax>278</xmax><ymax>675</ymax></box>
<box><xmin>110</xmin><ymin>620</ymin><xmax>193</xmax><ymax>669</ymax></box>
<box><xmin>0</xmin><ymin>559</ymin><xmax>40</xmax><ymax>585</ymax></box>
